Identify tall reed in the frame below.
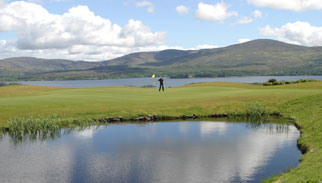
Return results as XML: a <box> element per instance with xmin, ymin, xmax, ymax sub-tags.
<box><xmin>228</xmin><ymin>103</ymin><xmax>270</xmax><ymax>123</ymax></box>
<box><xmin>7</xmin><ymin>115</ymin><xmax>98</xmax><ymax>142</ymax></box>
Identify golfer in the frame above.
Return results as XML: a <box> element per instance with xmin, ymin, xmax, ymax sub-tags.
<box><xmin>158</xmin><ymin>77</ymin><xmax>164</xmax><ymax>91</ymax></box>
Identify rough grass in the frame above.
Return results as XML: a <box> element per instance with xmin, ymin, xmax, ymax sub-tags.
<box><xmin>0</xmin><ymin>82</ymin><xmax>322</xmax><ymax>182</ymax></box>
<box><xmin>263</xmin><ymin>94</ymin><xmax>322</xmax><ymax>183</ymax></box>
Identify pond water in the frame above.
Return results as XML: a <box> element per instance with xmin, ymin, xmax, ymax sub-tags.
<box><xmin>13</xmin><ymin>75</ymin><xmax>322</xmax><ymax>88</ymax></box>
<box><xmin>0</xmin><ymin>121</ymin><xmax>301</xmax><ymax>183</ymax></box>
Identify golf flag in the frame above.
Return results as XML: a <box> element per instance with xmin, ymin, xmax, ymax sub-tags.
<box><xmin>152</xmin><ymin>74</ymin><xmax>155</xmax><ymax>78</ymax></box>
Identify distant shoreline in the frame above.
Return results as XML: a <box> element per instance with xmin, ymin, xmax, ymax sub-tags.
<box><xmin>3</xmin><ymin>75</ymin><xmax>322</xmax><ymax>88</ymax></box>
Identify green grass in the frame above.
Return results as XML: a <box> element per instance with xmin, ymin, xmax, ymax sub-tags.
<box><xmin>0</xmin><ymin>81</ymin><xmax>322</xmax><ymax>182</ymax></box>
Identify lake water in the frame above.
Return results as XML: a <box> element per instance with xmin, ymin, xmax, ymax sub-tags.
<box><xmin>0</xmin><ymin>121</ymin><xmax>301</xmax><ymax>183</ymax></box>
<box><xmin>13</xmin><ymin>75</ymin><xmax>322</xmax><ymax>88</ymax></box>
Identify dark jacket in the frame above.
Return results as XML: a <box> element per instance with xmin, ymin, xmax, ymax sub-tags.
<box><xmin>158</xmin><ymin>78</ymin><xmax>164</xmax><ymax>84</ymax></box>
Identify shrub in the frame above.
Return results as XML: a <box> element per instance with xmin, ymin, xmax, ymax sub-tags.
<box><xmin>262</xmin><ymin>79</ymin><xmax>319</xmax><ymax>86</ymax></box>
<box><xmin>0</xmin><ymin>82</ymin><xmax>22</xmax><ymax>87</ymax></box>
<box><xmin>268</xmin><ymin>78</ymin><xmax>277</xmax><ymax>83</ymax></box>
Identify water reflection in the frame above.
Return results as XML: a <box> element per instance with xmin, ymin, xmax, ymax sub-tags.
<box><xmin>5</xmin><ymin>126</ymin><xmax>101</xmax><ymax>145</ymax></box>
<box><xmin>75</xmin><ymin>127</ymin><xmax>98</xmax><ymax>139</ymax></box>
<box><xmin>200</xmin><ymin>121</ymin><xmax>227</xmax><ymax>136</ymax></box>
<box><xmin>0</xmin><ymin>121</ymin><xmax>301</xmax><ymax>183</ymax></box>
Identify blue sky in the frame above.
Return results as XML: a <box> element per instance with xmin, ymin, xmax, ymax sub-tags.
<box><xmin>1</xmin><ymin>0</ymin><xmax>322</xmax><ymax>61</ymax></box>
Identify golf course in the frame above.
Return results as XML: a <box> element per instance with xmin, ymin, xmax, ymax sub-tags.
<box><xmin>0</xmin><ymin>81</ymin><xmax>321</xmax><ymax>182</ymax></box>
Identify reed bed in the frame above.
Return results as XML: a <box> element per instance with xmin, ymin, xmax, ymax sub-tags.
<box><xmin>6</xmin><ymin>115</ymin><xmax>98</xmax><ymax>142</ymax></box>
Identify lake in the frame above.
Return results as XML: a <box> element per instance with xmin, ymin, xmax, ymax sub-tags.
<box><xmin>0</xmin><ymin>121</ymin><xmax>301</xmax><ymax>183</ymax></box>
<box><xmin>13</xmin><ymin>75</ymin><xmax>322</xmax><ymax>88</ymax></box>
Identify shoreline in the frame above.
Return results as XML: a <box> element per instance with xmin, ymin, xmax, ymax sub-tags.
<box><xmin>0</xmin><ymin>113</ymin><xmax>305</xmax><ymax>183</ymax></box>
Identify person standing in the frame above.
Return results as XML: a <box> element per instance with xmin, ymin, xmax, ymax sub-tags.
<box><xmin>158</xmin><ymin>77</ymin><xmax>164</xmax><ymax>91</ymax></box>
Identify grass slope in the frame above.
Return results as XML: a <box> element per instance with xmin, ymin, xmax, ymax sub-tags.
<box><xmin>2</xmin><ymin>39</ymin><xmax>322</xmax><ymax>80</ymax></box>
<box><xmin>0</xmin><ymin>82</ymin><xmax>322</xmax><ymax>182</ymax></box>
<box><xmin>0</xmin><ymin>57</ymin><xmax>98</xmax><ymax>72</ymax></box>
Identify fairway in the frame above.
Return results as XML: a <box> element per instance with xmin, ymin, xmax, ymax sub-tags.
<box><xmin>1</xmin><ymin>82</ymin><xmax>322</xmax><ymax>125</ymax></box>
<box><xmin>1</xmin><ymin>82</ymin><xmax>322</xmax><ymax>182</ymax></box>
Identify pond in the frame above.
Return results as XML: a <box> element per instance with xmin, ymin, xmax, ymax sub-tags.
<box><xmin>12</xmin><ymin>75</ymin><xmax>322</xmax><ymax>88</ymax></box>
<box><xmin>0</xmin><ymin>121</ymin><xmax>301</xmax><ymax>183</ymax></box>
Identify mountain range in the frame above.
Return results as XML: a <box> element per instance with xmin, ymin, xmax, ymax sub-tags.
<box><xmin>1</xmin><ymin>39</ymin><xmax>322</xmax><ymax>81</ymax></box>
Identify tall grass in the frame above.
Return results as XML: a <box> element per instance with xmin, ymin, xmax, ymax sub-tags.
<box><xmin>244</xmin><ymin>103</ymin><xmax>269</xmax><ymax>119</ymax></box>
<box><xmin>6</xmin><ymin>115</ymin><xmax>98</xmax><ymax>143</ymax></box>
<box><xmin>228</xmin><ymin>103</ymin><xmax>270</xmax><ymax>123</ymax></box>
<box><xmin>0</xmin><ymin>128</ymin><xmax>4</xmax><ymax>140</ymax></box>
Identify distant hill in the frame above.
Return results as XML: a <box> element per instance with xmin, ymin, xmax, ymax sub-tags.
<box><xmin>0</xmin><ymin>57</ymin><xmax>99</xmax><ymax>72</ymax></box>
<box><xmin>1</xmin><ymin>39</ymin><xmax>322</xmax><ymax>81</ymax></box>
<box><xmin>100</xmin><ymin>49</ymin><xmax>191</xmax><ymax>66</ymax></box>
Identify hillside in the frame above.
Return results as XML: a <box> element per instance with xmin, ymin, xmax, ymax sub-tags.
<box><xmin>100</xmin><ymin>49</ymin><xmax>191</xmax><ymax>66</ymax></box>
<box><xmin>153</xmin><ymin>39</ymin><xmax>322</xmax><ymax>77</ymax></box>
<box><xmin>1</xmin><ymin>39</ymin><xmax>322</xmax><ymax>80</ymax></box>
<box><xmin>0</xmin><ymin>57</ymin><xmax>99</xmax><ymax>72</ymax></box>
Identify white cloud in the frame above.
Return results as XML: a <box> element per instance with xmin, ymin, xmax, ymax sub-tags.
<box><xmin>253</xmin><ymin>10</ymin><xmax>262</xmax><ymax>18</ymax></box>
<box><xmin>136</xmin><ymin>1</ymin><xmax>154</xmax><ymax>13</ymax></box>
<box><xmin>0</xmin><ymin>0</ymin><xmax>6</xmax><ymax>8</ymax></box>
<box><xmin>192</xmin><ymin>44</ymin><xmax>219</xmax><ymax>50</ymax></box>
<box><xmin>238</xmin><ymin>39</ymin><xmax>251</xmax><ymax>43</ymax></box>
<box><xmin>0</xmin><ymin>1</ymin><xmax>166</xmax><ymax>61</ymax></box>
<box><xmin>237</xmin><ymin>16</ymin><xmax>254</xmax><ymax>24</ymax></box>
<box><xmin>0</xmin><ymin>40</ymin><xmax>221</xmax><ymax>61</ymax></box>
<box><xmin>136</xmin><ymin>1</ymin><xmax>151</xmax><ymax>7</ymax></box>
<box><xmin>260</xmin><ymin>21</ymin><xmax>322</xmax><ymax>46</ymax></box>
<box><xmin>0</xmin><ymin>1</ymin><xmax>223</xmax><ymax>61</ymax></box>
<box><xmin>0</xmin><ymin>40</ymin><xmax>6</xmax><ymax>46</ymax></box>
<box><xmin>236</xmin><ymin>10</ymin><xmax>262</xmax><ymax>25</ymax></box>
<box><xmin>248</xmin><ymin>0</ymin><xmax>322</xmax><ymax>11</ymax></box>
<box><xmin>0</xmin><ymin>2</ymin><xmax>165</xmax><ymax>49</ymax></box>
<box><xmin>195</xmin><ymin>2</ymin><xmax>238</xmax><ymax>22</ymax></box>
<box><xmin>0</xmin><ymin>40</ymin><xmax>183</xmax><ymax>61</ymax></box>
<box><xmin>176</xmin><ymin>5</ymin><xmax>189</xmax><ymax>15</ymax></box>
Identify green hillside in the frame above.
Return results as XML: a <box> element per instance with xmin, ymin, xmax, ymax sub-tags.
<box><xmin>0</xmin><ymin>57</ymin><xmax>98</xmax><ymax>72</ymax></box>
<box><xmin>1</xmin><ymin>39</ymin><xmax>322</xmax><ymax>80</ymax></box>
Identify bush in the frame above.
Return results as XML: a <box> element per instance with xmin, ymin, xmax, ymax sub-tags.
<box><xmin>0</xmin><ymin>82</ymin><xmax>8</xmax><ymax>87</ymax></box>
<box><xmin>0</xmin><ymin>82</ymin><xmax>22</xmax><ymax>87</ymax></box>
<box><xmin>262</xmin><ymin>79</ymin><xmax>319</xmax><ymax>86</ymax></box>
<box><xmin>268</xmin><ymin>78</ymin><xmax>277</xmax><ymax>83</ymax></box>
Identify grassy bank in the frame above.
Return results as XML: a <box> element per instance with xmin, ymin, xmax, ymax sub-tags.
<box><xmin>0</xmin><ymin>82</ymin><xmax>322</xmax><ymax>182</ymax></box>
<box><xmin>263</xmin><ymin>94</ymin><xmax>322</xmax><ymax>183</ymax></box>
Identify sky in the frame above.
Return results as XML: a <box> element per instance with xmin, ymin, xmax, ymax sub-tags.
<box><xmin>0</xmin><ymin>0</ymin><xmax>322</xmax><ymax>61</ymax></box>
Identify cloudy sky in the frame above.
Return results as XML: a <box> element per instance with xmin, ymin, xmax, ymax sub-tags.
<box><xmin>0</xmin><ymin>0</ymin><xmax>322</xmax><ymax>61</ymax></box>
